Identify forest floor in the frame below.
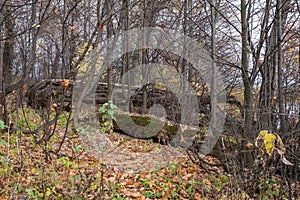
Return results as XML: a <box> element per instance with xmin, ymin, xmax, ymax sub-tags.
<box><xmin>0</xmin><ymin>110</ymin><xmax>299</xmax><ymax>199</ymax></box>
<box><xmin>0</xmin><ymin>126</ymin><xmax>228</xmax><ymax>199</ymax></box>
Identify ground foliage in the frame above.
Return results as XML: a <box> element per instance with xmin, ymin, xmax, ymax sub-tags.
<box><xmin>0</xmin><ymin>107</ymin><xmax>299</xmax><ymax>199</ymax></box>
<box><xmin>0</xmin><ymin>128</ymin><xmax>223</xmax><ymax>199</ymax></box>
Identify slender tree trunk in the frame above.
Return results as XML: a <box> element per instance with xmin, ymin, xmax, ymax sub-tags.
<box><xmin>259</xmin><ymin>0</ymin><xmax>291</xmax><ymax>132</ymax></box>
<box><xmin>0</xmin><ymin>6</ymin><xmax>4</xmax><ymax>123</ymax></box>
<box><xmin>210</xmin><ymin>0</ymin><xmax>218</xmax><ymax>154</ymax></box>
<box><xmin>70</xmin><ymin>0</ymin><xmax>80</xmax><ymax>79</ymax></box>
<box><xmin>277</xmin><ymin>0</ymin><xmax>287</xmax><ymax>133</ymax></box>
<box><xmin>120</xmin><ymin>0</ymin><xmax>132</xmax><ymax>110</ymax></box>
<box><xmin>31</xmin><ymin>1</ymin><xmax>38</xmax><ymax>79</ymax></box>
<box><xmin>180</xmin><ymin>0</ymin><xmax>192</xmax><ymax>93</ymax></box>
<box><xmin>241</xmin><ymin>0</ymin><xmax>253</xmax><ymax>136</ymax></box>
<box><xmin>106</xmin><ymin>0</ymin><xmax>114</xmax><ymax>101</ymax></box>
<box><xmin>51</xmin><ymin>46</ymin><xmax>60</xmax><ymax>79</ymax></box>
<box><xmin>3</xmin><ymin>4</ymin><xmax>14</xmax><ymax>84</ymax></box>
<box><xmin>2</xmin><ymin>1</ymin><xmax>15</xmax><ymax>124</ymax></box>
<box><xmin>141</xmin><ymin>0</ymin><xmax>149</xmax><ymax>114</ymax></box>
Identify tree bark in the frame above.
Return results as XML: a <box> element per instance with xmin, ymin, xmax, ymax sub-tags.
<box><xmin>105</xmin><ymin>0</ymin><xmax>114</xmax><ymax>101</ymax></box>
<box><xmin>241</xmin><ymin>0</ymin><xmax>253</xmax><ymax>136</ymax></box>
<box><xmin>277</xmin><ymin>0</ymin><xmax>287</xmax><ymax>134</ymax></box>
<box><xmin>0</xmin><ymin>4</ymin><xmax>4</xmax><ymax>123</ymax></box>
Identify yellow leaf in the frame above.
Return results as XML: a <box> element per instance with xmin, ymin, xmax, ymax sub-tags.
<box><xmin>31</xmin><ymin>168</ymin><xmax>40</xmax><ymax>175</ymax></box>
<box><xmin>255</xmin><ymin>129</ymin><xmax>268</xmax><ymax>147</ymax></box>
<box><xmin>255</xmin><ymin>130</ymin><xmax>286</xmax><ymax>156</ymax></box>
<box><xmin>264</xmin><ymin>133</ymin><xmax>276</xmax><ymax>155</ymax></box>
<box><xmin>259</xmin><ymin>130</ymin><xmax>268</xmax><ymax>139</ymax></box>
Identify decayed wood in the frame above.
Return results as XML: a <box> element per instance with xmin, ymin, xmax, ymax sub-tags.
<box><xmin>25</xmin><ymin>79</ymin><xmax>212</xmax><ymax>122</ymax></box>
<box><xmin>24</xmin><ymin>79</ymin><xmax>245</xmax><ymax>135</ymax></box>
<box><xmin>25</xmin><ymin>79</ymin><xmax>260</xmax><ymax>169</ymax></box>
<box><xmin>25</xmin><ymin>79</ymin><xmax>73</xmax><ymax>110</ymax></box>
<box><xmin>25</xmin><ymin>79</ymin><xmax>243</xmax><ymax>136</ymax></box>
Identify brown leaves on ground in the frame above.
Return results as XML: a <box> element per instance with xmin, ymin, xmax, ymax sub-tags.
<box><xmin>2</xmin><ymin>127</ymin><xmax>298</xmax><ymax>199</ymax></box>
<box><xmin>0</xmin><ymin>128</ymin><xmax>228</xmax><ymax>199</ymax></box>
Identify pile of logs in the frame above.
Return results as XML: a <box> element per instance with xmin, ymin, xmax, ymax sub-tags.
<box><xmin>25</xmin><ymin>79</ymin><xmax>212</xmax><ymax>125</ymax></box>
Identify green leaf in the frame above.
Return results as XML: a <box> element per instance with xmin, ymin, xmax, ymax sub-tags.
<box><xmin>10</xmin><ymin>149</ymin><xmax>18</xmax><ymax>154</ymax></box>
<box><xmin>107</xmin><ymin>110</ymin><xmax>113</xmax><ymax>116</ymax></box>
<box><xmin>0</xmin><ymin>120</ymin><xmax>5</xmax><ymax>130</ymax></box>
<box><xmin>110</xmin><ymin>103</ymin><xmax>117</xmax><ymax>109</ymax></box>
<box><xmin>74</xmin><ymin>146</ymin><xmax>81</xmax><ymax>152</ymax></box>
<box><xmin>45</xmin><ymin>188</ymin><xmax>52</xmax><ymax>196</ymax></box>
<box><xmin>186</xmin><ymin>186</ymin><xmax>193</xmax><ymax>194</ymax></box>
<box><xmin>0</xmin><ymin>138</ymin><xmax>7</xmax><ymax>145</ymax></box>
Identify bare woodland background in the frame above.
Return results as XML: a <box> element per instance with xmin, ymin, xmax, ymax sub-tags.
<box><xmin>0</xmin><ymin>0</ymin><xmax>299</xmax><ymax>199</ymax></box>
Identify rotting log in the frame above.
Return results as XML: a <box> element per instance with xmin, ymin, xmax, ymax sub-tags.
<box><xmin>24</xmin><ymin>79</ymin><xmax>243</xmax><ymax>139</ymax></box>
<box><xmin>25</xmin><ymin>79</ymin><xmax>266</xmax><ymax>172</ymax></box>
<box><xmin>24</xmin><ymin>79</ymin><xmax>242</xmax><ymax>140</ymax></box>
<box><xmin>25</xmin><ymin>79</ymin><xmax>212</xmax><ymax>123</ymax></box>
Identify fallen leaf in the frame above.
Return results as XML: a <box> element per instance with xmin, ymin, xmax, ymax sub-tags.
<box><xmin>0</xmin><ymin>196</ymin><xmax>7</xmax><ymax>200</ymax></box>
<box><xmin>291</xmin><ymin>116</ymin><xmax>298</xmax><ymax>125</ymax></box>
<box><xmin>50</xmin><ymin>103</ymin><xmax>57</xmax><ymax>112</ymax></box>
<box><xmin>124</xmin><ymin>190</ymin><xmax>141</xmax><ymax>198</ymax></box>
<box><xmin>245</xmin><ymin>142</ymin><xmax>253</xmax><ymax>149</ymax></box>
<box><xmin>23</xmin><ymin>84</ymin><xmax>28</xmax><ymax>91</ymax></box>
<box><xmin>55</xmin><ymin>184</ymin><xmax>64</xmax><ymax>190</ymax></box>
<box><xmin>142</xmin><ymin>46</ymin><xmax>147</xmax><ymax>52</ymax></box>
<box><xmin>69</xmin><ymin>26</ymin><xmax>76</xmax><ymax>31</ymax></box>
<box><xmin>61</xmin><ymin>79</ymin><xmax>70</xmax><ymax>89</ymax></box>
<box><xmin>187</xmin><ymin>168</ymin><xmax>198</xmax><ymax>173</ymax></box>
<box><xmin>282</xmin><ymin>155</ymin><xmax>294</xmax><ymax>166</ymax></box>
